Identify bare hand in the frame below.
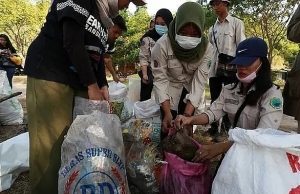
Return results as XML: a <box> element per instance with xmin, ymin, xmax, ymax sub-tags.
<box><xmin>142</xmin><ymin>74</ymin><xmax>148</xmax><ymax>84</ymax></box>
<box><xmin>192</xmin><ymin>144</ymin><xmax>223</xmax><ymax>163</ymax></box>
<box><xmin>100</xmin><ymin>86</ymin><xmax>109</xmax><ymax>101</ymax></box>
<box><xmin>162</xmin><ymin>113</ymin><xmax>173</xmax><ymax>133</ymax></box>
<box><xmin>112</xmin><ymin>75</ymin><xmax>120</xmax><ymax>83</ymax></box>
<box><xmin>88</xmin><ymin>83</ymin><xmax>104</xmax><ymax>101</ymax></box>
<box><xmin>174</xmin><ymin>115</ymin><xmax>192</xmax><ymax>129</ymax></box>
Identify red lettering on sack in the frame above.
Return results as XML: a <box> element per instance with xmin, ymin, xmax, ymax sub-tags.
<box><xmin>289</xmin><ymin>185</ymin><xmax>300</xmax><ymax>194</ymax></box>
<box><xmin>286</xmin><ymin>153</ymin><xmax>300</xmax><ymax>173</ymax></box>
<box><xmin>111</xmin><ymin>166</ymin><xmax>126</xmax><ymax>194</ymax></box>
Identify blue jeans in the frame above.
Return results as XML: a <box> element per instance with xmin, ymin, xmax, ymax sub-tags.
<box><xmin>0</xmin><ymin>66</ymin><xmax>16</xmax><ymax>88</ymax></box>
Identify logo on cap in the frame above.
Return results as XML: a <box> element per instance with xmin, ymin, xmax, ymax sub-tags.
<box><xmin>237</xmin><ymin>49</ymin><xmax>248</xmax><ymax>53</ymax></box>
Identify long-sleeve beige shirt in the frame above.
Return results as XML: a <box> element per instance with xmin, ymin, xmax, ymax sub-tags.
<box><xmin>208</xmin><ymin>15</ymin><xmax>246</xmax><ymax>77</ymax></box>
<box><xmin>139</xmin><ymin>37</ymin><xmax>156</xmax><ymax>67</ymax></box>
<box><xmin>204</xmin><ymin>84</ymin><xmax>283</xmax><ymax>129</ymax></box>
<box><xmin>287</xmin><ymin>5</ymin><xmax>300</xmax><ymax>43</ymax></box>
<box><xmin>151</xmin><ymin>34</ymin><xmax>214</xmax><ymax>111</ymax></box>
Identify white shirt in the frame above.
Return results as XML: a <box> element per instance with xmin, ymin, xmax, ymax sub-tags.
<box><xmin>208</xmin><ymin>14</ymin><xmax>246</xmax><ymax>77</ymax></box>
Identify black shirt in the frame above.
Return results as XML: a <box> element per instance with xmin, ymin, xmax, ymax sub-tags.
<box><xmin>105</xmin><ymin>42</ymin><xmax>115</xmax><ymax>55</ymax></box>
<box><xmin>24</xmin><ymin>0</ymin><xmax>108</xmax><ymax>89</ymax></box>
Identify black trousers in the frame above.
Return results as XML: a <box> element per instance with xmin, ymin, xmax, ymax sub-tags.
<box><xmin>160</xmin><ymin>88</ymin><xmax>189</xmax><ymax>140</ymax></box>
<box><xmin>140</xmin><ymin>80</ymin><xmax>153</xmax><ymax>101</ymax></box>
<box><xmin>209</xmin><ymin>76</ymin><xmax>235</xmax><ymax>130</ymax></box>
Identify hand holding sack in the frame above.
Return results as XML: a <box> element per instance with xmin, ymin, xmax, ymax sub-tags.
<box><xmin>160</xmin><ymin>128</ymin><xmax>212</xmax><ymax>194</ymax></box>
<box><xmin>162</xmin><ymin>128</ymin><xmax>198</xmax><ymax>161</ymax></box>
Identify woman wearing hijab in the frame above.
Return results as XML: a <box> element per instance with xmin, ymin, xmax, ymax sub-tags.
<box><xmin>151</xmin><ymin>2</ymin><xmax>214</xmax><ymax>138</ymax></box>
<box><xmin>139</xmin><ymin>8</ymin><xmax>173</xmax><ymax>101</ymax></box>
<box><xmin>24</xmin><ymin>0</ymin><xmax>146</xmax><ymax>193</ymax></box>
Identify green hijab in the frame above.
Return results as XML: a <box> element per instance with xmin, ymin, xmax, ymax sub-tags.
<box><xmin>168</xmin><ymin>2</ymin><xmax>208</xmax><ymax>62</ymax></box>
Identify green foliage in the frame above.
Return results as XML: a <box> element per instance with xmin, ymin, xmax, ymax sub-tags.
<box><xmin>279</xmin><ymin>42</ymin><xmax>299</xmax><ymax>68</ymax></box>
<box><xmin>0</xmin><ymin>0</ymin><xmax>50</xmax><ymax>56</ymax></box>
<box><xmin>272</xmin><ymin>55</ymin><xmax>287</xmax><ymax>70</ymax></box>
<box><xmin>230</xmin><ymin>0</ymin><xmax>299</xmax><ymax>65</ymax></box>
<box><xmin>191</xmin><ymin>1</ymin><xmax>216</xmax><ymax>33</ymax></box>
<box><xmin>112</xmin><ymin>8</ymin><xmax>151</xmax><ymax>66</ymax></box>
<box><xmin>271</xmin><ymin>71</ymin><xmax>277</xmax><ymax>81</ymax></box>
<box><xmin>273</xmin><ymin>79</ymin><xmax>286</xmax><ymax>87</ymax></box>
<box><xmin>203</xmin><ymin>7</ymin><xmax>217</xmax><ymax>33</ymax></box>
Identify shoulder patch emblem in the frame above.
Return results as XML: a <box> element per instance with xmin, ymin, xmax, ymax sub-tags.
<box><xmin>269</xmin><ymin>97</ymin><xmax>282</xmax><ymax>109</ymax></box>
<box><xmin>141</xmin><ymin>40</ymin><xmax>145</xmax><ymax>46</ymax></box>
<box><xmin>207</xmin><ymin>60</ymin><xmax>212</xmax><ymax>68</ymax></box>
<box><xmin>153</xmin><ymin>60</ymin><xmax>159</xmax><ymax>68</ymax></box>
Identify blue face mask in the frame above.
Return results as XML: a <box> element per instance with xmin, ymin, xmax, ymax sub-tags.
<box><xmin>155</xmin><ymin>25</ymin><xmax>168</xmax><ymax>36</ymax></box>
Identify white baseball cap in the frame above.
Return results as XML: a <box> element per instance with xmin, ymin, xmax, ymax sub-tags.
<box><xmin>209</xmin><ymin>0</ymin><xmax>230</xmax><ymax>5</ymax></box>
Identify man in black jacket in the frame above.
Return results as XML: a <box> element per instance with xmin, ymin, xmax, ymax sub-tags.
<box><xmin>24</xmin><ymin>0</ymin><xmax>145</xmax><ymax>193</ymax></box>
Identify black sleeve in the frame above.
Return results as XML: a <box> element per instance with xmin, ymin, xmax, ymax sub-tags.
<box><xmin>56</xmin><ymin>0</ymin><xmax>91</xmax><ymax>26</ymax></box>
<box><xmin>63</xmin><ymin>18</ymin><xmax>97</xmax><ymax>86</ymax></box>
<box><xmin>96</xmin><ymin>55</ymin><xmax>108</xmax><ymax>88</ymax></box>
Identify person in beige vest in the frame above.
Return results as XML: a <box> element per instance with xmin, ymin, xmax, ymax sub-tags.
<box><xmin>283</xmin><ymin>4</ymin><xmax>300</xmax><ymax>133</ymax></box>
<box><xmin>151</xmin><ymin>2</ymin><xmax>214</xmax><ymax>139</ymax></box>
<box><xmin>175</xmin><ymin>37</ymin><xmax>283</xmax><ymax>162</ymax></box>
<box><xmin>138</xmin><ymin>8</ymin><xmax>173</xmax><ymax>101</ymax></box>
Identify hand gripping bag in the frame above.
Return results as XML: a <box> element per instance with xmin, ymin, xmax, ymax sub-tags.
<box><xmin>160</xmin><ymin>129</ymin><xmax>212</xmax><ymax>194</ymax></box>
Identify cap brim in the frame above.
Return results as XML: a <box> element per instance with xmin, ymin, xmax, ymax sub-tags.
<box><xmin>209</xmin><ymin>0</ymin><xmax>230</xmax><ymax>5</ymax></box>
<box><xmin>230</xmin><ymin>56</ymin><xmax>258</xmax><ymax>66</ymax></box>
<box><xmin>131</xmin><ymin>0</ymin><xmax>146</xmax><ymax>6</ymax></box>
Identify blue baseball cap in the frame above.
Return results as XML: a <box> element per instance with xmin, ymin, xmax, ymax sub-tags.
<box><xmin>230</xmin><ymin>37</ymin><xmax>268</xmax><ymax>66</ymax></box>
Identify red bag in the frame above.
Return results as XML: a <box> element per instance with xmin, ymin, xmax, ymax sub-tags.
<box><xmin>160</xmin><ymin>139</ymin><xmax>212</xmax><ymax>194</ymax></box>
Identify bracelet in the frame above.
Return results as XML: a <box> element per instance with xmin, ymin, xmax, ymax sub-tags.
<box><xmin>183</xmin><ymin>113</ymin><xmax>191</xmax><ymax>117</ymax></box>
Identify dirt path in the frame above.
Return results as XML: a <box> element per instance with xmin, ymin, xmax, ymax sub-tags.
<box><xmin>0</xmin><ymin>76</ymin><xmax>298</xmax><ymax>194</ymax></box>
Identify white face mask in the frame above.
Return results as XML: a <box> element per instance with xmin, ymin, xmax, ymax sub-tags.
<box><xmin>175</xmin><ymin>34</ymin><xmax>202</xmax><ymax>49</ymax></box>
<box><xmin>236</xmin><ymin>64</ymin><xmax>261</xmax><ymax>84</ymax></box>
